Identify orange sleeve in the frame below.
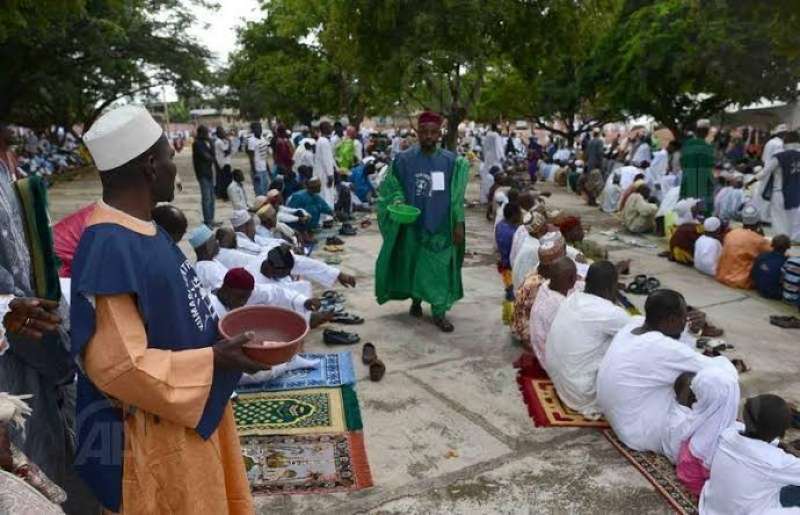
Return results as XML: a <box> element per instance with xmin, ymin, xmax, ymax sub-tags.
<box><xmin>83</xmin><ymin>294</ymin><xmax>214</xmax><ymax>428</ymax></box>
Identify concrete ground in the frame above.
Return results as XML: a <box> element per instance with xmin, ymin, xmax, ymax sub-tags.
<box><xmin>48</xmin><ymin>152</ymin><xmax>800</xmax><ymax>514</ymax></box>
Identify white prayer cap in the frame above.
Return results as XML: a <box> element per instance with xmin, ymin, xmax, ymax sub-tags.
<box><xmin>575</xmin><ymin>160</ymin><xmax>584</xmax><ymax>167</ymax></box>
<box><xmin>772</xmin><ymin>123</ymin><xmax>788</xmax><ymax>135</ymax></box>
<box><xmin>741</xmin><ymin>204</ymin><xmax>759</xmax><ymax>225</ymax></box>
<box><xmin>362</xmin><ymin>156</ymin><xmax>376</xmax><ymax>165</ymax></box>
<box><xmin>84</xmin><ymin>105</ymin><xmax>163</xmax><ymax>171</ymax></box>
<box><xmin>230</xmin><ymin>209</ymin><xmax>252</xmax><ymax>228</ymax></box>
<box><xmin>703</xmin><ymin>217</ymin><xmax>721</xmax><ymax>233</ymax></box>
<box><xmin>188</xmin><ymin>225</ymin><xmax>214</xmax><ymax>248</ymax></box>
<box><xmin>696</xmin><ymin>119</ymin><xmax>711</xmax><ymax>129</ymax></box>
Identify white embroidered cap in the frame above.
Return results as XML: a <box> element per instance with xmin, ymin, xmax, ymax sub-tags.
<box><xmin>84</xmin><ymin>105</ymin><xmax>164</xmax><ymax>171</ymax></box>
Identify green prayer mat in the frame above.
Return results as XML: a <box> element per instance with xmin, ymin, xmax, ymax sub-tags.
<box><xmin>233</xmin><ymin>385</ymin><xmax>362</xmax><ymax>436</ymax></box>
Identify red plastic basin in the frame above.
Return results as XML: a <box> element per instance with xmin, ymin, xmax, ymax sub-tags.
<box><xmin>218</xmin><ymin>305</ymin><xmax>308</xmax><ymax>366</ymax></box>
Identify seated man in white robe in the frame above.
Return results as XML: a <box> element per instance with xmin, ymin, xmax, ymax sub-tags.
<box><xmin>255</xmin><ymin>203</ymin><xmax>299</xmax><ymax>247</ymax></box>
<box><xmin>545</xmin><ymin>261</ymin><xmax>632</xmax><ymax>419</ymax></box>
<box><xmin>596</xmin><ymin>289</ymin><xmax>737</xmax><ymax>453</ymax></box>
<box><xmin>529</xmin><ymin>256</ymin><xmax>578</xmax><ymax>364</ymax></box>
<box><xmin>209</xmin><ymin>267</ymin><xmax>321</xmax><ymax>384</ymax></box>
<box><xmin>231</xmin><ymin>209</ymin><xmax>268</xmax><ymax>255</ymax></box>
<box><xmin>699</xmin><ymin>394</ymin><xmax>800</xmax><ymax>514</ymax></box>
<box><xmin>189</xmin><ymin>226</ymin><xmax>320</xmax><ymax>321</ymax></box>
<box><xmin>694</xmin><ymin>217</ymin><xmax>723</xmax><ymax>276</ymax></box>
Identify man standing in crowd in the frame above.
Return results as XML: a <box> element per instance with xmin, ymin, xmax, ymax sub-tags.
<box><xmin>680</xmin><ymin>119</ymin><xmax>715</xmax><ymax>215</ymax></box>
<box><xmin>756</xmin><ymin>129</ymin><xmax>800</xmax><ymax>242</ymax></box>
<box><xmin>313</xmin><ymin>120</ymin><xmax>337</xmax><ymax>214</ymax></box>
<box><xmin>193</xmin><ymin>125</ymin><xmax>217</xmax><ymax>227</ymax></box>
<box><xmin>72</xmin><ymin>105</ymin><xmax>265</xmax><ymax>513</ymax></box>
<box><xmin>214</xmin><ymin>126</ymin><xmax>233</xmax><ymax>199</ymax></box>
<box><xmin>375</xmin><ymin>111</ymin><xmax>469</xmax><ymax>332</ymax></box>
<box><xmin>247</xmin><ymin>121</ymin><xmax>270</xmax><ymax>196</ymax></box>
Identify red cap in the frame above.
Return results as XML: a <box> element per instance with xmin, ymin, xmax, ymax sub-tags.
<box><xmin>223</xmin><ymin>267</ymin><xmax>255</xmax><ymax>291</ymax></box>
<box><xmin>418</xmin><ymin>111</ymin><xmax>443</xmax><ymax>126</ymax></box>
<box><xmin>556</xmin><ymin>216</ymin><xmax>581</xmax><ymax>234</ymax></box>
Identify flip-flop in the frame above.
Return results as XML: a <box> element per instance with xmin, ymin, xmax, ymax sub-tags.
<box><xmin>369</xmin><ymin>359</ymin><xmax>386</xmax><ymax>382</ymax></box>
<box><xmin>362</xmin><ymin>342</ymin><xmax>377</xmax><ymax>365</ymax></box>
<box><xmin>360</xmin><ymin>219</ymin><xmax>372</xmax><ymax>228</ymax></box>
<box><xmin>646</xmin><ymin>277</ymin><xmax>661</xmax><ymax>292</ymax></box>
<box><xmin>731</xmin><ymin>358</ymin><xmax>750</xmax><ymax>374</ymax></box>
<box><xmin>323</xmin><ymin>290</ymin><xmax>345</xmax><ymax>302</ymax></box>
<box><xmin>323</xmin><ymin>329</ymin><xmax>360</xmax><ymax>345</ymax></box>
<box><xmin>627</xmin><ymin>281</ymin><xmax>646</xmax><ymax>295</ymax></box>
<box><xmin>770</xmin><ymin>315</ymin><xmax>800</xmax><ymax>329</ymax></box>
<box><xmin>324</xmin><ymin>256</ymin><xmax>342</xmax><ymax>265</ymax></box>
<box><xmin>332</xmin><ymin>313</ymin><xmax>364</xmax><ymax>325</ymax></box>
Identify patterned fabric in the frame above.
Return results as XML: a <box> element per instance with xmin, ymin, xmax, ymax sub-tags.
<box><xmin>511</xmin><ymin>273</ymin><xmax>544</xmax><ymax>344</ymax></box>
<box><xmin>0</xmin><ymin>469</ymin><xmax>64</xmax><ymax>514</ymax></box>
<box><xmin>237</xmin><ymin>352</ymin><xmax>356</xmax><ymax>393</ymax></box>
<box><xmin>782</xmin><ymin>256</ymin><xmax>800</xmax><ymax>306</ymax></box>
<box><xmin>241</xmin><ymin>433</ymin><xmax>373</xmax><ymax>495</ymax></box>
<box><xmin>233</xmin><ymin>386</ymin><xmax>362</xmax><ymax>436</ymax></box>
<box><xmin>518</xmin><ymin>377</ymin><xmax>610</xmax><ymax>428</ymax></box>
<box><xmin>603</xmin><ymin>429</ymin><xmax>699</xmax><ymax>515</ymax></box>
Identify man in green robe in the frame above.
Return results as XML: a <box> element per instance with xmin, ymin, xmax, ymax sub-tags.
<box><xmin>375</xmin><ymin>112</ymin><xmax>468</xmax><ymax>332</ymax></box>
<box><xmin>680</xmin><ymin>119</ymin><xmax>715</xmax><ymax>216</ymax></box>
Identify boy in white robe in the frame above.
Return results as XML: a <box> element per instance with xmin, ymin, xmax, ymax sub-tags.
<box><xmin>700</xmin><ymin>394</ymin><xmax>800</xmax><ymax>514</ymax></box>
<box><xmin>694</xmin><ymin>217</ymin><xmax>724</xmax><ymax>276</ymax></box>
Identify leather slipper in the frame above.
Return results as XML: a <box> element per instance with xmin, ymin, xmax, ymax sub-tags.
<box><xmin>369</xmin><ymin>359</ymin><xmax>386</xmax><ymax>382</ymax></box>
<box><xmin>770</xmin><ymin>315</ymin><xmax>800</xmax><ymax>329</ymax></box>
<box><xmin>433</xmin><ymin>317</ymin><xmax>454</xmax><ymax>333</ymax></box>
<box><xmin>360</xmin><ymin>219</ymin><xmax>372</xmax><ymax>228</ymax></box>
<box><xmin>323</xmin><ymin>329</ymin><xmax>360</xmax><ymax>345</ymax></box>
<box><xmin>332</xmin><ymin>313</ymin><xmax>364</xmax><ymax>325</ymax></box>
<box><xmin>362</xmin><ymin>342</ymin><xmax>377</xmax><ymax>365</ymax></box>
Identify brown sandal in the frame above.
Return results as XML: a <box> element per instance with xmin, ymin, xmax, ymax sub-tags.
<box><xmin>362</xmin><ymin>342</ymin><xmax>377</xmax><ymax>365</ymax></box>
<box><xmin>369</xmin><ymin>359</ymin><xmax>386</xmax><ymax>382</ymax></box>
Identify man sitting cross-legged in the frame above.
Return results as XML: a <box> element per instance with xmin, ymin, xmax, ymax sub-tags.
<box><xmin>544</xmin><ymin>261</ymin><xmax>631</xmax><ymax>419</ymax></box>
<box><xmin>596</xmin><ymin>289</ymin><xmax>738</xmax><ymax>453</ymax></box>
<box><xmin>529</xmin><ymin>256</ymin><xmax>578</xmax><ymax>365</ymax></box>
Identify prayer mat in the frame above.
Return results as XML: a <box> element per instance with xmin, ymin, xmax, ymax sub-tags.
<box><xmin>513</xmin><ymin>352</ymin><xmax>549</xmax><ymax>380</ymax></box>
<box><xmin>603</xmin><ymin>429</ymin><xmax>698</xmax><ymax>515</ymax></box>
<box><xmin>234</xmin><ymin>385</ymin><xmax>363</xmax><ymax>436</ymax></box>
<box><xmin>241</xmin><ymin>432</ymin><xmax>373</xmax><ymax>495</ymax></box>
<box><xmin>237</xmin><ymin>352</ymin><xmax>356</xmax><ymax>393</ymax></box>
<box><xmin>517</xmin><ymin>376</ymin><xmax>611</xmax><ymax>428</ymax></box>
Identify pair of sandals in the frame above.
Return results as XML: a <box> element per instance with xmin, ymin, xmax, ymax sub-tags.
<box><xmin>410</xmin><ymin>303</ymin><xmax>454</xmax><ymax>332</ymax></box>
<box><xmin>361</xmin><ymin>343</ymin><xmax>386</xmax><ymax>381</ymax></box>
<box><xmin>626</xmin><ymin>275</ymin><xmax>660</xmax><ymax>295</ymax></box>
<box><xmin>770</xmin><ymin>315</ymin><xmax>800</xmax><ymax>329</ymax></box>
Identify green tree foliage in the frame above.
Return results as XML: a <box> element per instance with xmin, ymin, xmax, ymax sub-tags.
<box><xmin>0</xmin><ymin>1</ymin><xmax>212</xmax><ymax>133</ymax></box>
<box><xmin>592</xmin><ymin>0</ymin><xmax>800</xmax><ymax>137</ymax></box>
<box><xmin>492</xmin><ymin>0</ymin><xmax>622</xmax><ymax>145</ymax></box>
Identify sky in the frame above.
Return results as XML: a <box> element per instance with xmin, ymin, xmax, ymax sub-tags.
<box><xmin>190</xmin><ymin>0</ymin><xmax>264</xmax><ymax>67</ymax></box>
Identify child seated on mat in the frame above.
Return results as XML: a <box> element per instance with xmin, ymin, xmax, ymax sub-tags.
<box><xmin>674</xmin><ymin>367</ymin><xmax>739</xmax><ymax>496</ymax></box>
<box><xmin>700</xmin><ymin>394</ymin><xmax>800</xmax><ymax>514</ymax></box>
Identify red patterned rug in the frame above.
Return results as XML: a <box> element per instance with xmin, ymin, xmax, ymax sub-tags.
<box><xmin>603</xmin><ymin>429</ymin><xmax>699</xmax><ymax>515</ymax></box>
<box><xmin>514</xmin><ymin>353</ymin><xmax>610</xmax><ymax>428</ymax></box>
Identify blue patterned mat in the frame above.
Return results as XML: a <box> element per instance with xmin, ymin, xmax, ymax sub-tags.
<box><xmin>237</xmin><ymin>352</ymin><xmax>356</xmax><ymax>392</ymax></box>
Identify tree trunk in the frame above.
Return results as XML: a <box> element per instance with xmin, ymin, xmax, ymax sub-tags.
<box><xmin>443</xmin><ymin>111</ymin><xmax>463</xmax><ymax>151</ymax></box>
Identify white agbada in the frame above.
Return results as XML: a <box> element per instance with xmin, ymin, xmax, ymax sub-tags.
<box><xmin>758</xmin><ymin>143</ymin><xmax>800</xmax><ymax>242</ymax></box>
<box><xmin>632</xmin><ymin>141</ymin><xmax>653</xmax><ymax>166</ymax></box>
<box><xmin>206</xmin><ymin>267</ymin><xmax>312</xmax><ymax>319</ymax></box>
<box><xmin>292</xmin><ymin>141</ymin><xmax>315</xmax><ymax>172</ymax></box>
<box><xmin>195</xmin><ymin>259</ymin><xmax>229</xmax><ymax>290</ymax></box>
<box><xmin>509</xmin><ymin>226</ymin><xmax>529</xmax><ymax>267</ymax></box>
<box><xmin>512</xmin><ymin>237</ymin><xmax>541</xmax><ymax>292</ymax></box>
<box><xmin>656</xmin><ymin>186</ymin><xmax>681</xmax><ymax>218</ymax></box>
<box><xmin>313</xmin><ymin>135</ymin><xmax>336</xmax><ymax>209</ymax></box>
<box><xmin>544</xmin><ymin>292</ymin><xmax>633</xmax><ymax>418</ymax></box>
<box><xmin>219</xmin><ymin>244</ymin><xmax>340</xmax><ymax>288</ymax></box>
<box><xmin>235</xmin><ymin>232</ymin><xmax>263</xmax><ymax>255</ymax></box>
<box><xmin>529</xmin><ymin>282</ymin><xmax>566</xmax><ymax>365</ymax></box>
<box><xmin>482</xmin><ymin>130</ymin><xmax>504</xmax><ymax>170</ymax></box>
<box><xmin>479</xmin><ymin>163</ymin><xmax>496</xmax><ymax>204</ymax></box>
<box><xmin>596</xmin><ymin>322</ymin><xmax>737</xmax><ymax>453</ymax></box>
<box><xmin>694</xmin><ymin>235</ymin><xmax>723</xmax><ymax>276</ymax></box>
<box><xmin>599</xmin><ymin>172</ymin><xmax>623</xmax><ymax>213</ymax></box>
<box><xmin>618</xmin><ymin>165</ymin><xmax>642</xmax><ymax>191</ymax></box>
<box><xmin>646</xmin><ymin>149</ymin><xmax>668</xmax><ymax>188</ymax></box>
<box><xmin>682</xmin><ymin>367</ymin><xmax>740</xmax><ymax>468</ymax></box>
<box><xmin>762</xmin><ymin>136</ymin><xmax>785</xmax><ymax>166</ymax></box>
<box><xmin>699</xmin><ymin>425</ymin><xmax>800</xmax><ymax>515</ymax></box>
<box><xmin>714</xmin><ymin>186</ymin><xmax>745</xmax><ymax>222</ymax></box>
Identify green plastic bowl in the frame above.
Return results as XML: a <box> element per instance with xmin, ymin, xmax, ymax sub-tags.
<box><xmin>388</xmin><ymin>204</ymin><xmax>421</xmax><ymax>224</ymax></box>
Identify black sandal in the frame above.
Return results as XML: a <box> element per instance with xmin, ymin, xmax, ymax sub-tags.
<box><xmin>332</xmin><ymin>313</ymin><xmax>364</xmax><ymax>325</ymax></box>
<box><xmin>433</xmin><ymin>317</ymin><xmax>454</xmax><ymax>333</ymax></box>
<box><xmin>323</xmin><ymin>329</ymin><xmax>360</xmax><ymax>345</ymax></box>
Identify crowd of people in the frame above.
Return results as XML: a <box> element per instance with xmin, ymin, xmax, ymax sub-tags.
<box><xmin>0</xmin><ymin>100</ymin><xmax>799</xmax><ymax>514</ymax></box>
<box><xmin>474</xmin><ymin>117</ymin><xmax>800</xmax><ymax>513</ymax></box>
<box><xmin>0</xmin><ymin>125</ymin><xmax>89</xmax><ymax>183</ymax></box>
